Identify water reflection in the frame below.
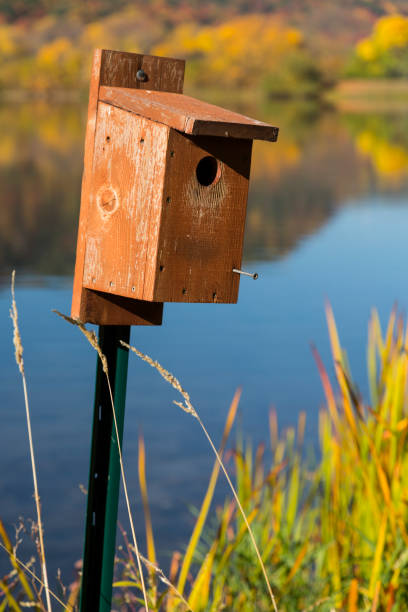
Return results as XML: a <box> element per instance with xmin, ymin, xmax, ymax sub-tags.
<box><xmin>0</xmin><ymin>103</ymin><xmax>85</xmax><ymax>275</ymax></box>
<box><xmin>1</xmin><ymin>101</ymin><xmax>408</xmax><ymax>275</ymax></box>
<box><xmin>345</xmin><ymin>112</ymin><xmax>408</xmax><ymax>186</ymax></box>
<box><xmin>2</xmin><ymin>99</ymin><xmax>408</xmax><ymax>583</ymax></box>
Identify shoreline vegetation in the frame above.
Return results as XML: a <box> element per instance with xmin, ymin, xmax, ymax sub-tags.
<box><xmin>328</xmin><ymin>79</ymin><xmax>408</xmax><ymax>113</ymax></box>
<box><xmin>2</xmin><ymin>79</ymin><xmax>408</xmax><ymax>110</ymax></box>
<box><xmin>3</xmin><ymin>284</ymin><xmax>408</xmax><ymax>609</ymax></box>
<box><xmin>1</xmin><ymin>9</ymin><xmax>408</xmax><ymax>104</ymax></box>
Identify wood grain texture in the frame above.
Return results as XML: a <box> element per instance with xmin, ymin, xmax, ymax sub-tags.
<box><xmin>100</xmin><ymin>51</ymin><xmax>185</xmax><ymax>92</ymax></box>
<box><xmin>153</xmin><ymin>132</ymin><xmax>252</xmax><ymax>303</ymax></box>
<box><xmin>99</xmin><ymin>87</ymin><xmax>279</xmax><ymax>141</ymax></box>
<box><xmin>72</xmin><ymin>48</ymin><xmax>273</xmax><ymax>312</ymax></box>
<box><xmin>82</xmin><ymin>112</ymin><xmax>252</xmax><ymax>304</ymax></box>
<box><xmin>71</xmin><ymin>49</ymin><xmax>184</xmax><ymax>324</ymax></box>
<box><xmin>71</xmin><ymin>49</ymin><xmax>103</xmax><ymax>320</ymax></box>
<box><xmin>82</xmin><ymin>103</ymin><xmax>169</xmax><ymax>301</ymax></box>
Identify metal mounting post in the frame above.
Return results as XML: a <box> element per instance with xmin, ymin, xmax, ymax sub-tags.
<box><xmin>80</xmin><ymin>325</ymin><xmax>130</xmax><ymax>612</ymax></box>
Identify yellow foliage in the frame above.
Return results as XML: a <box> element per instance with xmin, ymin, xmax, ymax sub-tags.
<box><xmin>82</xmin><ymin>22</ymin><xmax>106</xmax><ymax>46</ymax></box>
<box><xmin>356</xmin><ymin>129</ymin><xmax>408</xmax><ymax>183</ymax></box>
<box><xmin>34</xmin><ymin>37</ymin><xmax>82</xmax><ymax>90</ymax></box>
<box><xmin>375</xmin><ymin>142</ymin><xmax>408</xmax><ymax>177</ymax></box>
<box><xmin>36</xmin><ymin>108</ymin><xmax>82</xmax><ymax>153</ymax></box>
<box><xmin>356</xmin><ymin>14</ymin><xmax>408</xmax><ymax>61</ymax></box>
<box><xmin>356</xmin><ymin>38</ymin><xmax>378</xmax><ymax>62</ymax></box>
<box><xmin>80</xmin><ymin>6</ymin><xmax>150</xmax><ymax>56</ymax></box>
<box><xmin>0</xmin><ymin>25</ymin><xmax>18</xmax><ymax>56</ymax></box>
<box><xmin>252</xmin><ymin>139</ymin><xmax>301</xmax><ymax>181</ymax></box>
<box><xmin>37</xmin><ymin>37</ymin><xmax>72</xmax><ymax>67</ymax></box>
<box><xmin>0</xmin><ymin>9</ymin><xmax>307</xmax><ymax>93</ymax></box>
<box><xmin>153</xmin><ymin>15</ymin><xmax>303</xmax><ymax>88</ymax></box>
<box><xmin>81</xmin><ymin>22</ymin><xmax>115</xmax><ymax>51</ymax></box>
<box><xmin>0</xmin><ymin>133</ymin><xmax>17</xmax><ymax>165</ymax></box>
<box><xmin>286</xmin><ymin>28</ymin><xmax>303</xmax><ymax>46</ymax></box>
<box><xmin>375</xmin><ymin>14</ymin><xmax>408</xmax><ymax>51</ymax></box>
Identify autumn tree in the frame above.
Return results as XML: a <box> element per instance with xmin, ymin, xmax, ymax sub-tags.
<box><xmin>153</xmin><ymin>14</ymin><xmax>328</xmax><ymax>97</ymax></box>
<box><xmin>346</xmin><ymin>14</ymin><xmax>408</xmax><ymax>78</ymax></box>
<box><xmin>154</xmin><ymin>15</ymin><xmax>300</xmax><ymax>88</ymax></box>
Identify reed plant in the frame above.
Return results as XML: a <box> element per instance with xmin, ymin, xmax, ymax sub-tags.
<box><xmin>112</xmin><ymin>303</ymin><xmax>408</xmax><ymax>610</ymax></box>
<box><xmin>314</xmin><ymin>304</ymin><xmax>408</xmax><ymax>610</ymax></box>
<box><xmin>3</xmin><ymin>283</ymin><xmax>408</xmax><ymax>610</ymax></box>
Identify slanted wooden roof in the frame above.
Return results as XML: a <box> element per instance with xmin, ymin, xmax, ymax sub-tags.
<box><xmin>98</xmin><ymin>86</ymin><xmax>279</xmax><ymax>141</ymax></box>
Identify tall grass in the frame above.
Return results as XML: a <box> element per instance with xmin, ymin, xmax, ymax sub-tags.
<box><xmin>9</xmin><ymin>272</ymin><xmax>52</xmax><ymax>612</ymax></box>
<box><xmin>3</xmin><ymin>288</ymin><xmax>408</xmax><ymax>610</ymax></box>
<box><xmin>114</xmin><ymin>304</ymin><xmax>408</xmax><ymax>610</ymax></box>
<box><xmin>121</xmin><ymin>340</ymin><xmax>277</xmax><ymax>611</ymax></box>
<box><xmin>315</xmin><ymin>303</ymin><xmax>408</xmax><ymax>610</ymax></box>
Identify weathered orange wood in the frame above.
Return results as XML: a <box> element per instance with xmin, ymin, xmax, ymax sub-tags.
<box><xmin>82</xmin><ymin>117</ymin><xmax>252</xmax><ymax>303</ymax></box>
<box><xmin>72</xmin><ymin>49</ymin><xmax>103</xmax><ymax>322</ymax></box>
<box><xmin>99</xmin><ymin>51</ymin><xmax>185</xmax><ymax>92</ymax></box>
<box><xmin>99</xmin><ymin>86</ymin><xmax>279</xmax><ymax>141</ymax></box>
<box><xmin>71</xmin><ymin>49</ymin><xmax>185</xmax><ymax>324</ymax></box>
<box><xmin>73</xmin><ymin>48</ymin><xmax>279</xmax><ymax>317</ymax></box>
<box><xmin>82</xmin><ymin>103</ymin><xmax>170</xmax><ymax>301</ymax></box>
<box><xmin>153</xmin><ymin>133</ymin><xmax>253</xmax><ymax>303</ymax></box>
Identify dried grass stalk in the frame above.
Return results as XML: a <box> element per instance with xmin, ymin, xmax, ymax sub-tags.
<box><xmin>10</xmin><ymin>271</ymin><xmax>52</xmax><ymax>612</ymax></box>
<box><xmin>54</xmin><ymin>311</ymin><xmax>149</xmax><ymax>611</ymax></box>
<box><xmin>0</xmin><ymin>541</ymin><xmax>70</xmax><ymax>610</ymax></box>
<box><xmin>139</xmin><ymin>554</ymin><xmax>192</xmax><ymax>610</ymax></box>
<box><xmin>121</xmin><ymin>341</ymin><xmax>278</xmax><ymax>612</ymax></box>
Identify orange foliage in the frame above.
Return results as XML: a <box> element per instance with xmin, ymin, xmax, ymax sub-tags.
<box><xmin>153</xmin><ymin>15</ymin><xmax>304</xmax><ymax>88</ymax></box>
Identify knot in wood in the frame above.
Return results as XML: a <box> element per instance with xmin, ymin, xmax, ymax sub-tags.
<box><xmin>97</xmin><ymin>186</ymin><xmax>118</xmax><ymax>217</ymax></box>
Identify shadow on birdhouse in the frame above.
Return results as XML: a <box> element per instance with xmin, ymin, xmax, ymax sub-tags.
<box><xmin>72</xmin><ymin>49</ymin><xmax>278</xmax><ymax>326</ymax></box>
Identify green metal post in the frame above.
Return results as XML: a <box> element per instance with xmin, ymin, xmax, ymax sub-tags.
<box><xmin>80</xmin><ymin>325</ymin><xmax>130</xmax><ymax>612</ymax></box>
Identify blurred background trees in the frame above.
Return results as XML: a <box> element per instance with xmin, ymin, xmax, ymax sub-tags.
<box><xmin>153</xmin><ymin>15</ymin><xmax>328</xmax><ymax>99</ymax></box>
<box><xmin>0</xmin><ymin>1</ymin><xmax>407</xmax><ymax>98</ymax></box>
<box><xmin>346</xmin><ymin>14</ymin><xmax>408</xmax><ymax>78</ymax></box>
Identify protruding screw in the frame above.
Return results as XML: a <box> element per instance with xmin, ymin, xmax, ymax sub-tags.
<box><xmin>136</xmin><ymin>69</ymin><xmax>148</xmax><ymax>82</ymax></box>
<box><xmin>232</xmin><ymin>268</ymin><xmax>259</xmax><ymax>280</ymax></box>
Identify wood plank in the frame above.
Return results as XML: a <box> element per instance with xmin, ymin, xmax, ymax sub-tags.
<box><xmin>100</xmin><ymin>50</ymin><xmax>185</xmax><ymax>92</ymax></box>
<box><xmin>152</xmin><ymin>132</ymin><xmax>253</xmax><ymax>303</ymax></box>
<box><xmin>99</xmin><ymin>87</ymin><xmax>279</xmax><ymax>141</ymax></box>
<box><xmin>71</xmin><ymin>50</ymin><xmax>185</xmax><ymax>324</ymax></box>
<box><xmin>80</xmin><ymin>111</ymin><xmax>253</xmax><ymax>304</ymax></box>
<box><xmin>79</xmin><ymin>289</ymin><xmax>163</xmax><ymax>325</ymax></box>
<box><xmin>71</xmin><ymin>49</ymin><xmax>103</xmax><ymax>321</ymax></box>
<box><xmin>82</xmin><ymin>104</ymin><xmax>169</xmax><ymax>302</ymax></box>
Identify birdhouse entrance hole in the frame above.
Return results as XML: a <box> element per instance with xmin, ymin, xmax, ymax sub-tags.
<box><xmin>196</xmin><ymin>156</ymin><xmax>220</xmax><ymax>187</ymax></box>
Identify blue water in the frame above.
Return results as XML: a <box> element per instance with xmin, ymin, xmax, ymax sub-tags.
<box><xmin>1</xmin><ymin>196</ymin><xmax>408</xmax><ymax>584</ymax></box>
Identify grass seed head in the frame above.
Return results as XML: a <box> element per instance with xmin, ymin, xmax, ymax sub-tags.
<box><xmin>121</xmin><ymin>341</ymin><xmax>197</xmax><ymax>418</ymax></box>
<box><xmin>10</xmin><ymin>270</ymin><xmax>24</xmax><ymax>374</ymax></box>
<box><xmin>53</xmin><ymin>310</ymin><xmax>109</xmax><ymax>374</ymax></box>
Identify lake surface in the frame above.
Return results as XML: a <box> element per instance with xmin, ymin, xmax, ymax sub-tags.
<box><xmin>1</xmin><ymin>99</ymin><xmax>408</xmax><ymax>587</ymax></box>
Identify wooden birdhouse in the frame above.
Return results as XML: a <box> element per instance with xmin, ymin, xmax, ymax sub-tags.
<box><xmin>72</xmin><ymin>50</ymin><xmax>278</xmax><ymax>326</ymax></box>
